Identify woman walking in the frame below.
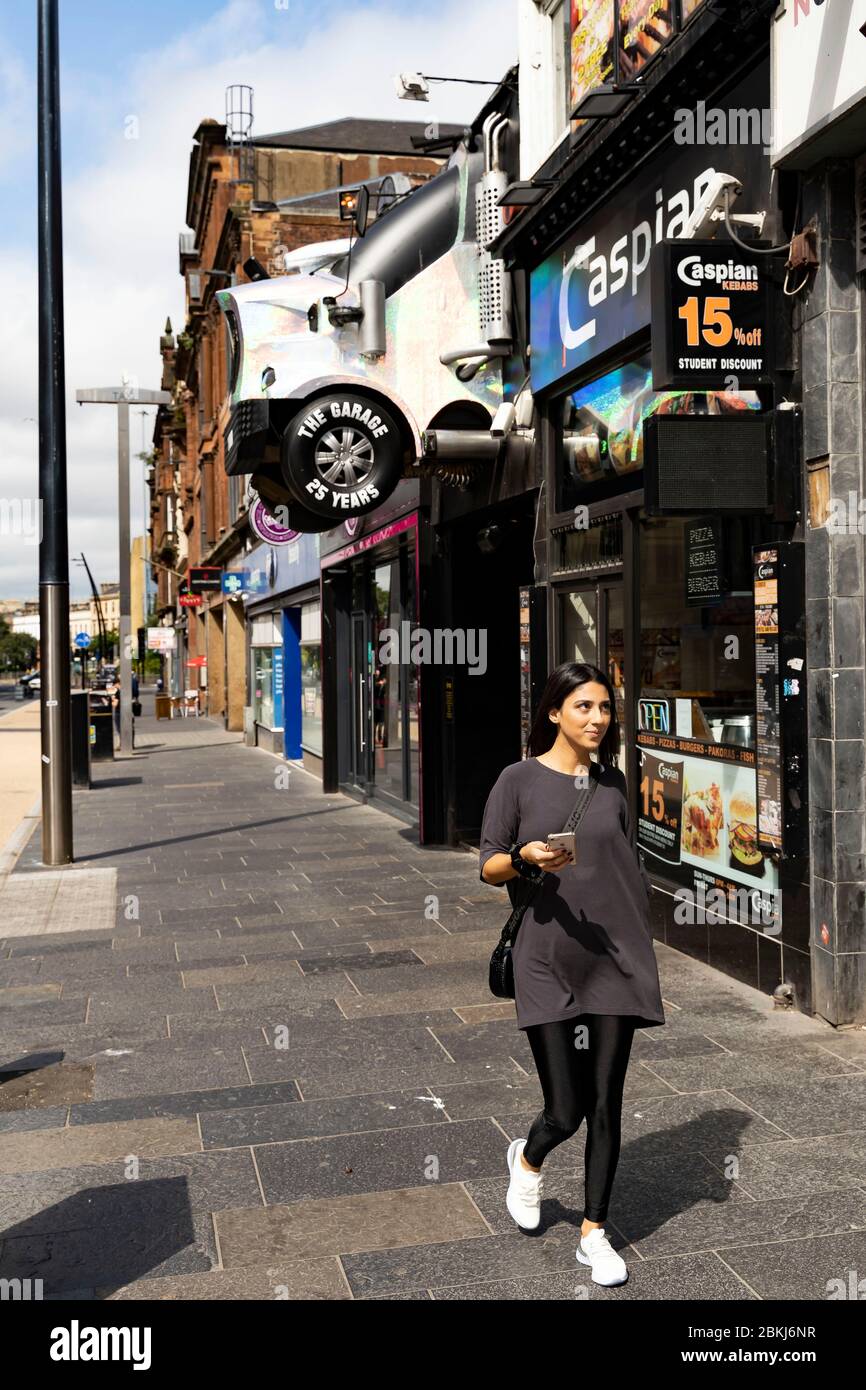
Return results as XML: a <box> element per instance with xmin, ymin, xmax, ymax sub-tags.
<box><xmin>479</xmin><ymin>661</ymin><xmax>665</xmax><ymax>1287</ymax></box>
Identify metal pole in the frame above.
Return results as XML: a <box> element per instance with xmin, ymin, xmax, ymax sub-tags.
<box><xmin>74</xmin><ymin>390</ymin><xmax>168</xmax><ymax>726</ymax></box>
<box><xmin>37</xmin><ymin>0</ymin><xmax>73</xmax><ymax>864</ymax></box>
<box><xmin>78</xmin><ymin>552</ymin><xmax>108</xmax><ymax>671</ymax></box>
<box><xmin>117</xmin><ymin>400</ymin><xmax>133</xmax><ymax>754</ymax></box>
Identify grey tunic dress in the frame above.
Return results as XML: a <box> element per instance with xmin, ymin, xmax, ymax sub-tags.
<box><xmin>479</xmin><ymin>757</ymin><xmax>666</xmax><ymax>1032</ymax></box>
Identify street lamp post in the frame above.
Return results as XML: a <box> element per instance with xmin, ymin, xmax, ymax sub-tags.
<box><xmin>75</xmin><ymin>388</ymin><xmax>170</xmax><ymax>754</ymax></box>
<box><xmin>37</xmin><ymin>0</ymin><xmax>73</xmax><ymax>864</ymax></box>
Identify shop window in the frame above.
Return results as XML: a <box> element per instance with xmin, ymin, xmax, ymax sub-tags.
<box><xmin>300</xmin><ymin>600</ymin><xmax>323</xmax><ymax>756</ymax></box>
<box><xmin>639</xmin><ymin>514</ymin><xmax>764</xmax><ymax>749</ymax></box>
<box><xmin>555</xmin><ymin>352</ymin><xmax>761</xmax><ymax>513</ymax></box>
<box><xmin>250</xmin><ymin>612</ymin><xmax>282</xmax><ymax>731</ymax></box>
<box><xmin>252</xmin><ymin>647</ymin><xmax>276</xmax><ymax>727</ymax></box>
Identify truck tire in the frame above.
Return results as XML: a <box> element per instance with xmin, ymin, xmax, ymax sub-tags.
<box><xmin>281</xmin><ymin>393</ymin><xmax>405</xmax><ymax>519</ymax></box>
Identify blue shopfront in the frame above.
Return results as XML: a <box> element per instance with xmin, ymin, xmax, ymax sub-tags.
<box><xmin>243</xmin><ymin>532</ymin><xmax>323</xmax><ymax>773</ymax></box>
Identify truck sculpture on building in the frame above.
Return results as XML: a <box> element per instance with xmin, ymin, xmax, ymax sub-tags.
<box><xmin>216</xmin><ymin>113</ymin><xmax>529</xmax><ymax>530</ymax></box>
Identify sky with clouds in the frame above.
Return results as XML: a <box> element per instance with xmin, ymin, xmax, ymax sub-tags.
<box><xmin>0</xmin><ymin>0</ymin><xmax>516</xmax><ymax>601</ymax></box>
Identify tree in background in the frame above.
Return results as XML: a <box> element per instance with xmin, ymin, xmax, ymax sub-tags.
<box><xmin>0</xmin><ymin>618</ymin><xmax>37</xmax><ymax>675</ymax></box>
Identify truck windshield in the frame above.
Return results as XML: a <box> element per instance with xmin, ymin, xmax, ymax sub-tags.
<box><xmin>328</xmin><ymin>163</ymin><xmax>461</xmax><ymax>298</ymax></box>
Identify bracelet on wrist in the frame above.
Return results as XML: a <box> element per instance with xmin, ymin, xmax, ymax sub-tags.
<box><xmin>509</xmin><ymin>841</ymin><xmax>543</xmax><ymax>880</ymax></box>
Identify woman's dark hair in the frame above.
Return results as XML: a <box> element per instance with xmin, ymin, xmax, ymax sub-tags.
<box><xmin>526</xmin><ymin>661</ymin><xmax>621</xmax><ymax>767</ymax></box>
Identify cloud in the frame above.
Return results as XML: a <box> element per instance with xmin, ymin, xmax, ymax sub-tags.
<box><xmin>0</xmin><ymin>46</ymin><xmax>33</xmax><ymax>178</ymax></box>
<box><xmin>0</xmin><ymin>0</ymin><xmax>516</xmax><ymax>600</ymax></box>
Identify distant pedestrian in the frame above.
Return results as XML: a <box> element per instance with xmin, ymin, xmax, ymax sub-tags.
<box><xmin>105</xmin><ymin>680</ymin><xmax>120</xmax><ymax>744</ymax></box>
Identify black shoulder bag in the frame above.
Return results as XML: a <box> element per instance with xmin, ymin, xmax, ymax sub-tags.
<box><xmin>488</xmin><ymin>763</ymin><xmax>600</xmax><ymax>1000</ymax></box>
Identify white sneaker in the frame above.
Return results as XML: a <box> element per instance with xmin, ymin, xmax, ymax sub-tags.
<box><xmin>506</xmin><ymin>1138</ymin><xmax>544</xmax><ymax>1231</ymax></box>
<box><xmin>575</xmin><ymin>1226</ymin><xmax>628</xmax><ymax>1286</ymax></box>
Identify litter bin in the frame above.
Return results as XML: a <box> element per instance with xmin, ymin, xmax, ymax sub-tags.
<box><xmin>89</xmin><ymin>691</ymin><xmax>115</xmax><ymax>761</ymax></box>
<box><xmin>70</xmin><ymin>690</ymin><xmax>91</xmax><ymax>788</ymax></box>
<box><xmin>155</xmin><ymin>694</ymin><xmax>172</xmax><ymax>720</ymax></box>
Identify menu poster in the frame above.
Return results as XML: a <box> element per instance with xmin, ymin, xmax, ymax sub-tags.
<box><xmin>753</xmin><ymin>547</ymin><xmax>782</xmax><ymax>852</ymax></box>
<box><xmin>637</xmin><ymin>746</ymin><xmax>682</xmax><ymax>863</ymax></box>
<box><xmin>637</xmin><ymin>732</ymin><xmax>781</xmax><ymax>931</ymax></box>
<box><xmin>618</xmin><ymin>0</ymin><xmax>674</xmax><ymax>82</ymax></box>
<box><xmin>570</xmin><ymin>0</ymin><xmax>616</xmax><ymax>117</ymax></box>
<box><xmin>684</xmin><ymin>514</ymin><xmax>724</xmax><ymax>607</ymax></box>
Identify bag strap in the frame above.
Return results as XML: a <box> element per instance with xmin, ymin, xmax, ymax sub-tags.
<box><xmin>561</xmin><ymin>760</ymin><xmax>600</xmax><ymax>836</ymax></box>
<box><xmin>496</xmin><ymin>762</ymin><xmax>602</xmax><ymax>949</ymax></box>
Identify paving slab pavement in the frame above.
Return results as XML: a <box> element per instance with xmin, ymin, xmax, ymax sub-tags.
<box><xmin>1</xmin><ymin>695</ymin><xmax>866</xmax><ymax>1301</ymax></box>
<box><xmin>0</xmin><ymin>698</ymin><xmax>41</xmax><ymax>868</ymax></box>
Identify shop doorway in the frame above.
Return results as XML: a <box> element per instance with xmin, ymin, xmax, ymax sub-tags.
<box><xmin>349</xmin><ymin>611</ymin><xmax>372</xmax><ymax>790</ymax></box>
<box><xmin>344</xmin><ymin>539</ymin><xmax>419</xmax><ymax>815</ymax></box>
<box><xmin>557</xmin><ymin>580</ymin><xmax>626</xmax><ymax>774</ymax></box>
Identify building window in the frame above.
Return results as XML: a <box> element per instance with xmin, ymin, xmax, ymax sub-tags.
<box><xmin>300</xmin><ymin>601</ymin><xmax>322</xmax><ymax>755</ymax></box>
<box><xmin>250</xmin><ymin>612</ymin><xmax>282</xmax><ymax>730</ymax></box>
<box><xmin>638</xmin><ymin>514</ymin><xmax>764</xmax><ymax>749</ymax></box>
<box><xmin>527</xmin><ymin>0</ymin><xmax>572</xmax><ymax>172</ymax></box>
<box><xmin>554</xmin><ymin>352</ymin><xmax>761</xmax><ymax>513</ymax></box>
<box><xmin>550</xmin><ymin>0</ymin><xmax>570</xmax><ymax>127</ymax></box>
<box><xmin>199</xmin><ymin>464</ymin><xmax>209</xmax><ymax>548</ymax></box>
<box><xmin>252</xmin><ymin>647</ymin><xmax>276</xmax><ymax>727</ymax></box>
<box><xmin>228</xmin><ymin>471</ymin><xmax>241</xmax><ymax>524</ymax></box>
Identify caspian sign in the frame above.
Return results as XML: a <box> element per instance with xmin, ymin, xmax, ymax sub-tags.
<box><xmin>529</xmin><ymin>67</ymin><xmax>775</xmax><ymax>392</ymax></box>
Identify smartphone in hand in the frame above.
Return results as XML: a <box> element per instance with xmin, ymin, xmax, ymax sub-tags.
<box><xmin>546</xmin><ymin>831</ymin><xmax>575</xmax><ymax>861</ymax></box>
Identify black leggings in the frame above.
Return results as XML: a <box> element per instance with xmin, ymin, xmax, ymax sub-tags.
<box><xmin>522</xmin><ymin>1014</ymin><xmax>636</xmax><ymax>1222</ymax></box>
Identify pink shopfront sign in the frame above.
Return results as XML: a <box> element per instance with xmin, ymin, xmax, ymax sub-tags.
<box><xmin>320</xmin><ymin>512</ymin><xmax>417</xmax><ymax>568</ymax></box>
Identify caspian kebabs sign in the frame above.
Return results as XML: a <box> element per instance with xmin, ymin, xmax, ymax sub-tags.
<box><xmin>651</xmin><ymin>239</ymin><xmax>770</xmax><ymax>390</ymax></box>
<box><xmin>529</xmin><ymin>63</ymin><xmax>777</xmax><ymax>393</ymax></box>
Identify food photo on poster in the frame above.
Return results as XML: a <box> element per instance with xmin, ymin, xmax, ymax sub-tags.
<box><xmin>637</xmin><ymin>734</ymin><xmax>781</xmax><ymax>930</ymax></box>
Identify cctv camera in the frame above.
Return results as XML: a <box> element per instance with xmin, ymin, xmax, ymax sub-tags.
<box><xmin>394</xmin><ymin>72</ymin><xmax>430</xmax><ymax>102</ymax></box>
<box><xmin>682</xmin><ymin>173</ymin><xmax>743</xmax><ymax>239</ymax></box>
